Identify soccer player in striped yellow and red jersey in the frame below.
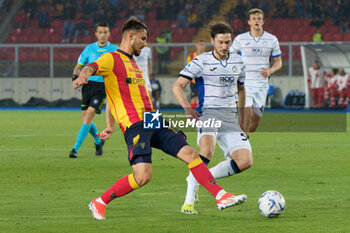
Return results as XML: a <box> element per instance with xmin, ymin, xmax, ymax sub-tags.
<box><xmin>186</xmin><ymin>40</ymin><xmax>206</xmax><ymax>110</ymax></box>
<box><xmin>73</xmin><ymin>17</ymin><xmax>246</xmax><ymax>220</ymax></box>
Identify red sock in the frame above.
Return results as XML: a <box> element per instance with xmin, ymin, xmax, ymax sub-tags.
<box><xmin>188</xmin><ymin>158</ymin><xmax>223</xmax><ymax>197</ymax></box>
<box><xmin>101</xmin><ymin>174</ymin><xmax>140</xmax><ymax>204</ymax></box>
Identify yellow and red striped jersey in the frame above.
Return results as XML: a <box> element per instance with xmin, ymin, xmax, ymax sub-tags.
<box><xmin>90</xmin><ymin>49</ymin><xmax>154</xmax><ymax>134</ymax></box>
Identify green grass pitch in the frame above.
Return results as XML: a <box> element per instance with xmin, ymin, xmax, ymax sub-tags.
<box><xmin>0</xmin><ymin>110</ymin><xmax>349</xmax><ymax>233</ymax></box>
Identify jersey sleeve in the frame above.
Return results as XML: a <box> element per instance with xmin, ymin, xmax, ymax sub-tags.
<box><xmin>272</xmin><ymin>37</ymin><xmax>282</xmax><ymax>57</ymax></box>
<box><xmin>77</xmin><ymin>47</ymin><xmax>89</xmax><ymax>66</ymax></box>
<box><xmin>231</xmin><ymin>37</ymin><xmax>241</xmax><ymax>54</ymax></box>
<box><xmin>179</xmin><ymin>56</ymin><xmax>203</xmax><ymax>80</ymax></box>
<box><xmin>238</xmin><ymin>65</ymin><xmax>246</xmax><ymax>85</ymax></box>
<box><xmin>89</xmin><ymin>52</ymin><xmax>114</xmax><ymax>76</ymax></box>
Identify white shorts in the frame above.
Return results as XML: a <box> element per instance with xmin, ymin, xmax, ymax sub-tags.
<box><xmin>196</xmin><ymin>108</ymin><xmax>252</xmax><ymax>159</ymax></box>
<box><xmin>245</xmin><ymin>87</ymin><xmax>268</xmax><ymax>118</ymax></box>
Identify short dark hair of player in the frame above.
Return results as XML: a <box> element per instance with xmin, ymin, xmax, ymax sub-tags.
<box><xmin>122</xmin><ymin>16</ymin><xmax>148</xmax><ymax>35</ymax></box>
<box><xmin>208</xmin><ymin>21</ymin><xmax>233</xmax><ymax>39</ymax></box>
<box><xmin>248</xmin><ymin>8</ymin><xmax>264</xmax><ymax>20</ymax></box>
<box><xmin>96</xmin><ymin>21</ymin><xmax>110</xmax><ymax>30</ymax></box>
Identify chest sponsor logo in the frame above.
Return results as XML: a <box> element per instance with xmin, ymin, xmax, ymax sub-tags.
<box><xmin>125</xmin><ymin>77</ymin><xmax>145</xmax><ymax>85</ymax></box>
<box><xmin>252</xmin><ymin>48</ymin><xmax>263</xmax><ymax>55</ymax></box>
<box><xmin>219</xmin><ymin>76</ymin><xmax>236</xmax><ymax>85</ymax></box>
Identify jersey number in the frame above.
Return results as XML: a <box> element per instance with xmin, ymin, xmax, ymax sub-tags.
<box><xmin>240</xmin><ymin>133</ymin><xmax>248</xmax><ymax>141</ymax></box>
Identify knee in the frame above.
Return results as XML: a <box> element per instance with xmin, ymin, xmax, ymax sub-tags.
<box><xmin>234</xmin><ymin>150</ymin><xmax>253</xmax><ymax>171</ymax></box>
<box><xmin>134</xmin><ymin>170</ymin><xmax>152</xmax><ymax>187</ymax></box>
<box><xmin>199</xmin><ymin>146</ymin><xmax>215</xmax><ymax>158</ymax></box>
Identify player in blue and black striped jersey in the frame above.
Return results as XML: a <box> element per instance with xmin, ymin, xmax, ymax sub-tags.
<box><xmin>69</xmin><ymin>21</ymin><xmax>119</xmax><ymax>158</ymax></box>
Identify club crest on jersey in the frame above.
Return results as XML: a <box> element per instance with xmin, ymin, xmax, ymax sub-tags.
<box><xmin>232</xmin><ymin>66</ymin><xmax>238</xmax><ymax>73</ymax></box>
<box><xmin>262</xmin><ymin>41</ymin><xmax>267</xmax><ymax>46</ymax></box>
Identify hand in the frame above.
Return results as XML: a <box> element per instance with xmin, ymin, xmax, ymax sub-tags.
<box><xmin>72</xmin><ymin>76</ymin><xmax>89</xmax><ymax>89</ymax></box>
<box><xmin>97</xmin><ymin>128</ymin><xmax>114</xmax><ymax>140</ymax></box>
<box><xmin>184</xmin><ymin>108</ymin><xmax>201</xmax><ymax>121</ymax></box>
<box><xmin>261</xmin><ymin>68</ymin><xmax>272</xmax><ymax>78</ymax></box>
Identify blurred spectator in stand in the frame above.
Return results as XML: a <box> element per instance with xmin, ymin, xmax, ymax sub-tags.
<box><xmin>177</xmin><ymin>9</ymin><xmax>188</xmax><ymax>28</ymax></box>
<box><xmin>187</xmin><ymin>9</ymin><xmax>199</xmax><ymax>28</ymax></box>
<box><xmin>166</xmin><ymin>0</ymin><xmax>179</xmax><ymax>20</ymax></box>
<box><xmin>93</xmin><ymin>9</ymin><xmax>104</xmax><ymax>28</ymax></box>
<box><xmin>132</xmin><ymin>4</ymin><xmax>145</xmax><ymax>21</ymax></box>
<box><xmin>15</xmin><ymin>9</ymin><xmax>30</xmax><ymax>29</ymax></box>
<box><xmin>324</xmin><ymin>68</ymin><xmax>338</xmax><ymax>107</ymax></box>
<box><xmin>73</xmin><ymin>18</ymin><xmax>89</xmax><ymax>43</ymax></box>
<box><xmin>52</xmin><ymin>0</ymin><xmax>64</xmax><ymax>19</ymax></box>
<box><xmin>62</xmin><ymin>1</ymin><xmax>76</xmax><ymax>20</ymax></box>
<box><xmin>341</xmin><ymin>20</ymin><xmax>350</xmax><ymax>33</ymax></box>
<box><xmin>312</xmin><ymin>28</ymin><xmax>323</xmax><ymax>42</ymax></box>
<box><xmin>37</xmin><ymin>5</ymin><xmax>51</xmax><ymax>28</ymax></box>
<box><xmin>156</xmin><ymin>30</ymin><xmax>168</xmax><ymax>74</ymax></box>
<box><xmin>150</xmin><ymin>73</ymin><xmax>162</xmax><ymax>109</ymax></box>
<box><xmin>308</xmin><ymin>60</ymin><xmax>326</xmax><ymax>108</ymax></box>
<box><xmin>99</xmin><ymin>0</ymin><xmax>110</xmax><ymax>11</ymax></box>
<box><xmin>82</xmin><ymin>0</ymin><xmax>97</xmax><ymax>20</ymax></box>
<box><xmin>156</xmin><ymin>1</ymin><xmax>167</xmax><ymax>20</ymax></box>
<box><xmin>142</xmin><ymin>0</ymin><xmax>153</xmax><ymax>14</ymax></box>
<box><xmin>23</xmin><ymin>0</ymin><xmax>38</xmax><ymax>19</ymax></box>
<box><xmin>156</xmin><ymin>27</ymin><xmax>172</xmax><ymax>74</ymax></box>
<box><xmin>185</xmin><ymin>0</ymin><xmax>194</xmax><ymax>12</ymax></box>
<box><xmin>105</xmin><ymin>9</ymin><xmax>117</xmax><ymax>28</ymax></box>
<box><xmin>195</xmin><ymin>0</ymin><xmax>207</xmax><ymax>24</ymax></box>
<box><xmin>62</xmin><ymin>17</ymin><xmax>75</xmax><ymax>42</ymax></box>
<box><xmin>294</xmin><ymin>0</ymin><xmax>305</xmax><ymax>18</ymax></box>
<box><xmin>108</xmin><ymin>0</ymin><xmax>120</xmax><ymax>11</ymax></box>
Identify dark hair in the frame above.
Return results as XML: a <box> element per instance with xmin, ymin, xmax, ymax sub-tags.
<box><xmin>248</xmin><ymin>8</ymin><xmax>264</xmax><ymax>20</ymax></box>
<box><xmin>96</xmin><ymin>21</ymin><xmax>110</xmax><ymax>30</ymax></box>
<box><xmin>208</xmin><ymin>21</ymin><xmax>232</xmax><ymax>38</ymax></box>
<box><xmin>122</xmin><ymin>16</ymin><xmax>148</xmax><ymax>34</ymax></box>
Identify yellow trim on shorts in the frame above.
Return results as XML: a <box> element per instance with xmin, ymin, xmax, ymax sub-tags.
<box><xmin>187</xmin><ymin>157</ymin><xmax>203</xmax><ymax>169</ymax></box>
<box><xmin>128</xmin><ymin>174</ymin><xmax>140</xmax><ymax>189</ymax></box>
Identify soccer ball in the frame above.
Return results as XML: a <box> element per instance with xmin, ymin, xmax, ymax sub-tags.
<box><xmin>258</xmin><ymin>190</ymin><xmax>286</xmax><ymax>218</ymax></box>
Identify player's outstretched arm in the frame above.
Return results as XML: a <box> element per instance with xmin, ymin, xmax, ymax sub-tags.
<box><xmin>261</xmin><ymin>56</ymin><xmax>282</xmax><ymax>78</ymax></box>
<box><xmin>98</xmin><ymin>101</ymin><xmax>115</xmax><ymax>140</ymax></box>
<box><xmin>172</xmin><ymin>76</ymin><xmax>201</xmax><ymax>120</ymax></box>
<box><xmin>72</xmin><ymin>66</ymin><xmax>95</xmax><ymax>89</ymax></box>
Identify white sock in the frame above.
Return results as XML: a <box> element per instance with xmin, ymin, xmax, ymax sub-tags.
<box><xmin>209</xmin><ymin>159</ymin><xmax>236</xmax><ymax>179</ymax></box>
<box><xmin>215</xmin><ymin>189</ymin><xmax>226</xmax><ymax>200</ymax></box>
<box><xmin>96</xmin><ymin>197</ymin><xmax>107</xmax><ymax>206</ymax></box>
<box><xmin>183</xmin><ymin>171</ymin><xmax>200</xmax><ymax>205</ymax></box>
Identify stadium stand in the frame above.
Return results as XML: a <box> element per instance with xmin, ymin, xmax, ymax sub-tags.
<box><xmin>1</xmin><ymin>0</ymin><xmax>350</xmax><ymax>64</ymax></box>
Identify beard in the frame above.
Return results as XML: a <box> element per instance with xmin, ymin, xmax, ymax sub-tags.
<box><xmin>133</xmin><ymin>44</ymin><xmax>141</xmax><ymax>56</ymax></box>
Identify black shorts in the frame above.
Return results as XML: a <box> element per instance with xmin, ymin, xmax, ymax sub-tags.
<box><xmin>124</xmin><ymin>120</ymin><xmax>188</xmax><ymax>166</ymax></box>
<box><xmin>190</xmin><ymin>82</ymin><xmax>198</xmax><ymax>98</ymax></box>
<box><xmin>81</xmin><ymin>81</ymin><xmax>106</xmax><ymax>114</ymax></box>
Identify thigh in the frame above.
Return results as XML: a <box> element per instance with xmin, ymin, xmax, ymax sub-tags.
<box><xmin>88</xmin><ymin>82</ymin><xmax>106</xmax><ymax>114</ymax></box>
<box><xmin>124</xmin><ymin>122</ymin><xmax>153</xmax><ymax>165</ymax></box>
<box><xmin>252</xmin><ymin>89</ymin><xmax>268</xmax><ymax>118</ymax></box>
<box><xmin>217</xmin><ymin>129</ymin><xmax>251</xmax><ymax>160</ymax></box>
<box><xmin>151</xmin><ymin>125</ymin><xmax>188</xmax><ymax>158</ymax></box>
